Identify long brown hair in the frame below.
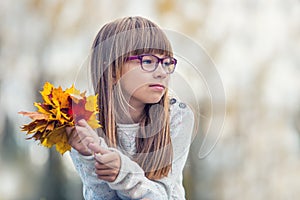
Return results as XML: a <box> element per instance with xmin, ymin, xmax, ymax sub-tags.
<box><xmin>90</xmin><ymin>16</ymin><xmax>173</xmax><ymax>180</ymax></box>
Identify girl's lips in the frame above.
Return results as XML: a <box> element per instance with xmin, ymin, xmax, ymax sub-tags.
<box><xmin>149</xmin><ymin>84</ymin><xmax>165</xmax><ymax>91</ymax></box>
<box><xmin>149</xmin><ymin>84</ymin><xmax>165</xmax><ymax>88</ymax></box>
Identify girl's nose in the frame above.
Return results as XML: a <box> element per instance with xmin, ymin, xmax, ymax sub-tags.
<box><xmin>153</xmin><ymin>63</ymin><xmax>168</xmax><ymax>79</ymax></box>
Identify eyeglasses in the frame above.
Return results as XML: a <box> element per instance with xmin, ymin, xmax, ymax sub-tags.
<box><xmin>127</xmin><ymin>54</ymin><xmax>177</xmax><ymax>74</ymax></box>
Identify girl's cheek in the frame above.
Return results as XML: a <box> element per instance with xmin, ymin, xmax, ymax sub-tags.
<box><xmin>120</xmin><ymin>70</ymin><xmax>148</xmax><ymax>91</ymax></box>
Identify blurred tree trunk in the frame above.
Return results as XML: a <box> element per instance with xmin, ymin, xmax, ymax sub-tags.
<box><xmin>0</xmin><ymin>115</ymin><xmax>19</xmax><ymax>162</ymax></box>
<box><xmin>37</xmin><ymin>149</ymin><xmax>68</xmax><ymax>200</ymax></box>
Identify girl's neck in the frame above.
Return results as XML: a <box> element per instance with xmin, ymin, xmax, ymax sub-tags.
<box><xmin>128</xmin><ymin>105</ymin><xmax>144</xmax><ymax>123</ymax></box>
<box><xmin>116</xmin><ymin>102</ymin><xmax>145</xmax><ymax>124</ymax></box>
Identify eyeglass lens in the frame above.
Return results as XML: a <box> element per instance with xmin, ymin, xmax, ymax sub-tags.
<box><xmin>141</xmin><ymin>55</ymin><xmax>176</xmax><ymax>73</ymax></box>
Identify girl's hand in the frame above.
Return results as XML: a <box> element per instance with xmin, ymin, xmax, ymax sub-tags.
<box><xmin>67</xmin><ymin>119</ymin><xmax>120</xmax><ymax>182</ymax></box>
<box><xmin>92</xmin><ymin>144</ymin><xmax>121</xmax><ymax>182</ymax></box>
<box><xmin>66</xmin><ymin>119</ymin><xmax>100</xmax><ymax>156</ymax></box>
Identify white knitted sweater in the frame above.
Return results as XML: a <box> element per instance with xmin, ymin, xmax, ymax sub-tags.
<box><xmin>69</xmin><ymin>99</ymin><xmax>194</xmax><ymax>200</ymax></box>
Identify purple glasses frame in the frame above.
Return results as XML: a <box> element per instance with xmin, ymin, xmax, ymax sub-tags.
<box><xmin>127</xmin><ymin>54</ymin><xmax>177</xmax><ymax>74</ymax></box>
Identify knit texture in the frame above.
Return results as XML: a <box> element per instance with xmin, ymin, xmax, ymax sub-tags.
<box><xmin>69</xmin><ymin>100</ymin><xmax>195</xmax><ymax>200</ymax></box>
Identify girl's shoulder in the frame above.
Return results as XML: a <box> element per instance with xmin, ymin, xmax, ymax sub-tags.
<box><xmin>169</xmin><ymin>97</ymin><xmax>194</xmax><ymax>126</ymax></box>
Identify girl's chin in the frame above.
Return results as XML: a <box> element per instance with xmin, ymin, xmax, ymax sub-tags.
<box><xmin>144</xmin><ymin>97</ymin><xmax>164</xmax><ymax>104</ymax></box>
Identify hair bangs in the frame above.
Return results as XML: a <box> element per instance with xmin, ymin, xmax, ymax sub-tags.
<box><xmin>123</xmin><ymin>26</ymin><xmax>173</xmax><ymax>58</ymax></box>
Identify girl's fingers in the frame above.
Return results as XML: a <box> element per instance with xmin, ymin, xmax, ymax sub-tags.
<box><xmin>66</xmin><ymin>126</ymin><xmax>76</xmax><ymax>139</ymax></box>
<box><xmin>66</xmin><ymin>126</ymin><xmax>93</xmax><ymax>156</ymax></box>
<box><xmin>80</xmin><ymin>136</ymin><xmax>96</xmax><ymax>147</ymax></box>
<box><xmin>97</xmin><ymin>175</ymin><xmax>117</xmax><ymax>182</ymax></box>
<box><xmin>96</xmin><ymin>167</ymin><xmax>120</xmax><ymax>182</ymax></box>
<box><xmin>75</xmin><ymin>124</ymin><xmax>99</xmax><ymax>142</ymax></box>
<box><xmin>67</xmin><ymin>128</ymin><xmax>78</xmax><ymax>144</ymax></box>
<box><xmin>74</xmin><ymin>126</ymin><xmax>90</xmax><ymax>138</ymax></box>
<box><xmin>93</xmin><ymin>149</ymin><xmax>120</xmax><ymax>182</ymax></box>
<box><xmin>96</xmin><ymin>173</ymin><xmax>119</xmax><ymax>182</ymax></box>
<box><xmin>95</xmin><ymin>169</ymin><xmax>118</xmax><ymax>175</ymax></box>
<box><xmin>65</xmin><ymin>126</ymin><xmax>74</xmax><ymax>135</ymax></box>
<box><xmin>93</xmin><ymin>146</ymin><xmax>112</xmax><ymax>157</ymax></box>
<box><xmin>95</xmin><ymin>152</ymin><xmax>118</xmax><ymax>164</ymax></box>
<box><xmin>95</xmin><ymin>160</ymin><xmax>119</xmax><ymax>170</ymax></box>
<box><xmin>95</xmin><ymin>163</ymin><xmax>109</xmax><ymax>170</ymax></box>
<box><xmin>77</xmin><ymin>119</ymin><xmax>88</xmax><ymax>126</ymax></box>
<box><xmin>77</xmin><ymin>119</ymin><xmax>96</xmax><ymax>134</ymax></box>
<box><xmin>95</xmin><ymin>153</ymin><xmax>121</xmax><ymax>172</ymax></box>
<box><xmin>88</xmin><ymin>143</ymin><xmax>103</xmax><ymax>153</ymax></box>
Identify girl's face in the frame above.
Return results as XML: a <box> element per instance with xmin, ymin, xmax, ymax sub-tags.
<box><xmin>119</xmin><ymin>54</ymin><xmax>171</xmax><ymax>108</ymax></box>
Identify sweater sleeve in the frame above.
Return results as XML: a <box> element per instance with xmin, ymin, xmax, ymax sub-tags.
<box><xmin>69</xmin><ymin>137</ymin><xmax>120</xmax><ymax>200</ymax></box>
<box><xmin>107</xmin><ymin>101</ymin><xmax>195</xmax><ymax>200</ymax></box>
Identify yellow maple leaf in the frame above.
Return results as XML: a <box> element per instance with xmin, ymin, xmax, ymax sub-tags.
<box><xmin>41</xmin><ymin>125</ymin><xmax>69</xmax><ymax>150</ymax></box>
<box><xmin>52</xmin><ymin>86</ymin><xmax>70</xmax><ymax>109</ymax></box>
<box><xmin>65</xmin><ymin>85</ymin><xmax>82</xmax><ymax>101</ymax></box>
<box><xmin>87</xmin><ymin>113</ymin><xmax>101</xmax><ymax>129</ymax></box>
<box><xmin>34</xmin><ymin>103</ymin><xmax>52</xmax><ymax>116</ymax></box>
<box><xmin>85</xmin><ymin>95</ymin><xmax>98</xmax><ymax>112</ymax></box>
<box><xmin>40</xmin><ymin>82</ymin><xmax>54</xmax><ymax>106</ymax></box>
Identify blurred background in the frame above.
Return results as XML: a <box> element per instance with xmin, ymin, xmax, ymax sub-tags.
<box><xmin>1</xmin><ymin>0</ymin><xmax>300</xmax><ymax>199</ymax></box>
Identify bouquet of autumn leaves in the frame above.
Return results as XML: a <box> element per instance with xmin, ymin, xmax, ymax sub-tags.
<box><xmin>19</xmin><ymin>82</ymin><xmax>101</xmax><ymax>154</ymax></box>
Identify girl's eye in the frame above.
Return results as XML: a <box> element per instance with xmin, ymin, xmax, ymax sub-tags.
<box><xmin>163</xmin><ymin>59</ymin><xmax>175</xmax><ymax>66</ymax></box>
<box><xmin>142</xmin><ymin>59</ymin><xmax>154</xmax><ymax>65</ymax></box>
<box><xmin>163</xmin><ymin>61</ymin><xmax>171</xmax><ymax>66</ymax></box>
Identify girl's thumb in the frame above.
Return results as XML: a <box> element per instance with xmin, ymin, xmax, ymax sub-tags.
<box><xmin>89</xmin><ymin>143</ymin><xmax>110</xmax><ymax>154</ymax></box>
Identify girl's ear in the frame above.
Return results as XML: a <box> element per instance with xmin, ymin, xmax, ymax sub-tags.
<box><xmin>112</xmin><ymin>76</ymin><xmax>117</xmax><ymax>85</ymax></box>
<box><xmin>105</xmin><ymin>61</ymin><xmax>117</xmax><ymax>84</ymax></box>
<box><xmin>112</xmin><ymin>68</ymin><xmax>117</xmax><ymax>85</ymax></box>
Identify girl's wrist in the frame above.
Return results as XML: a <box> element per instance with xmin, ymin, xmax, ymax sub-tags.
<box><xmin>80</xmin><ymin>150</ymin><xmax>93</xmax><ymax>156</ymax></box>
<box><xmin>78</xmin><ymin>153</ymin><xmax>94</xmax><ymax>161</ymax></box>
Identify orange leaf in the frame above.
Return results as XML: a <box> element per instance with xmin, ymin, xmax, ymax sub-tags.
<box><xmin>18</xmin><ymin>111</ymin><xmax>48</xmax><ymax>120</ymax></box>
<box><xmin>71</xmin><ymin>97</ymin><xmax>93</xmax><ymax>123</ymax></box>
<box><xmin>41</xmin><ymin>125</ymin><xmax>71</xmax><ymax>154</ymax></box>
<box><xmin>21</xmin><ymin>120</ymin><xmax>48</xmax><ymax>134</ymax></box>
<box><xmin>52</xmin><ymin>86</ymin><xmax>70</xmax><ymax>109</ymax></box>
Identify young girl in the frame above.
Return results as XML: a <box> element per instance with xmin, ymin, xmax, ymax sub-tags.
<box><xmin>67</xmin><ymin>16</ymin><xmax>195</xmax><ymax>200</ymax></box>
